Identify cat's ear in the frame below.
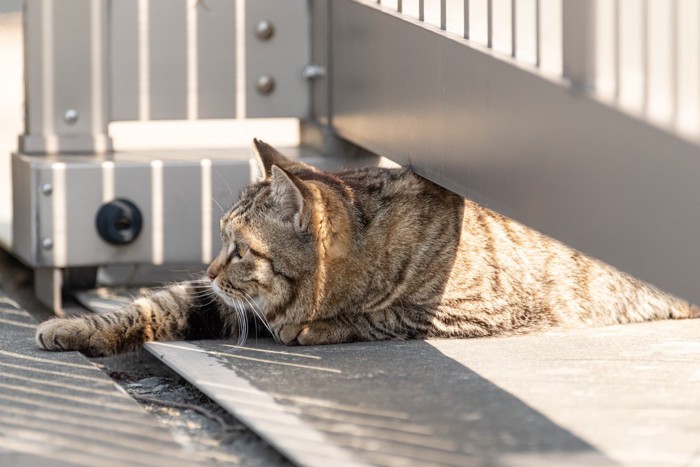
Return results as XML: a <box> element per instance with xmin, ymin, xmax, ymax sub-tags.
<box><xmin>252</xmin><ymin>138</ymin><xmax>318</xmax><ymax>180</ymax></box>
<box><xmin>270</xmin><ymin>165</ymin><xmax>309</xmax><ymax>229</ymax></box>
<box><xmin>253</xmin><ymin>138</ymin><xmax>294</xmax><ymax>179</ymax></box>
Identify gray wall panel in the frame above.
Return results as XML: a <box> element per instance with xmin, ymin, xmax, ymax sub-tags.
<box><xmin>48</xmin><ymin>0</ymin><xmax>93</xmax><ymax>136</ymax></box>
<box><xmin>110</xmin><ymin>0</ymin><xmax>140</xmax><ymax>121</ymax></box>
<box><xmin>149</xmin><ymin>0</ymin><xmax>187</xmax><ymax>119</ymax></box>
<box><xmin>245</xmin><ymin>0</ymin><xmax>310</xmax><ymax>118</ymax></box>
<box><xmin>162</xmin><ymin>164</ymin><xmax>202</xmax><ymax>262</ymax></box>
<box><xmin>331</xmin><ymin>0</ymin><xmax>700</xmax><ymax>303</ymax></box>
<box><xmin>197</xmin><ymin>0</ymin><xmax>237</xmax><ymax>119</ymax></box>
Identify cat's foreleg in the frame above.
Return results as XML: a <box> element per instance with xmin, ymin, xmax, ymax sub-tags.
<box><xmin>36</xmin><ymin>280</ymin><xmax>232</xmax><ymax>357</ymax></box>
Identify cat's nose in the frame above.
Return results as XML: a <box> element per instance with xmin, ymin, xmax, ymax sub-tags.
<box><xmin>206</xmin><ymin>264</ymin><xmax>220</xmax><ymax>281</ymax></box>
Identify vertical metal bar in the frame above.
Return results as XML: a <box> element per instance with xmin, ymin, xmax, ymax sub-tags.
<box><xmin>441</xmin><ymin>0</ymin><xmax>447</xmax><ymax>29</ymax></box>
<box><xmin>671</xmin><ymin>0</ymin><xmax>679</xmax><ymax>127</ymax></box>
<box><xmin>487</xmin><ymin>0</ymin><xmax>493</xmax><ymax>47</ymax></box>
<box><xmin>327</xmin><ymin>0</ymin><xmax>334</xmax><ymax>126</ymax></box>
<box><xmin>235</xmin><ymin>0</ymin><xmax>245</xmax><ymax>119</ymax></box>
<box><xmin>675</xmin><ymin>0</ymin><xmax>700</xmax><ymax>136</ymax></box>
<box><xmin>614</xmin><ymin>0</ymin><xmax>620</xmax><ymax>101</ymax></box>
<box><xmin>562</xmin><ymin>1</ymin><xmax>596</xmax><ymax>89</ymax></box>
<box><xmin>464</xmin><ymin>0</ymin><xmax>470</xmax><ymax>38</ymax></box>
<box><xmin>511</xmin><ymin>0</ymin><xmax>516</xmax><ymax>57</ymax></box>
<box><xmin>642</xmin><ymin>0</ymin><xmax>649</xmax><ymax>115</ymax></box>
<box><xmin>398</xmin><ymin>0</ymin><xmax>403</xmax><ymax>13</ymax></box>
<box><xmin>138</xmin><ymin>0</ymin><xmax>150</xmax><ymax>121</ymax></box>
<box><xmin>535</xmin><ymin>0</ymin><xmax>540</xmax><ymax>67</ymax></box>
<box><xmin>419</xmin><ymin>0</ymin><xmax>425</xmax><ymax>21</ymax></box>
<box><xmin>186</xmin><ymin>0</ymin><xmax>198</xmax><ymax>120</ymax></box>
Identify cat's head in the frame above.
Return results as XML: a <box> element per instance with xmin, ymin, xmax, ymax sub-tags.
<box><xmin>207</xmin><ymin>139</ymin><xmax>351</xmax><ymax>340</ymax></box>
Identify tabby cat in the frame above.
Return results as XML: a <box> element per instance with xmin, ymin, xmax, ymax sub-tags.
<box><xmin>36</xmin><ymin>139</ymin><xmax>699</xmax><ymax>357</ymax></box>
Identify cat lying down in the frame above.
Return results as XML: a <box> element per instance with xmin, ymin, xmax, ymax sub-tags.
<box><xmin>36</xmin><ymin>139</ymin><xmax>699</xmax><ymax>357</ymax></box>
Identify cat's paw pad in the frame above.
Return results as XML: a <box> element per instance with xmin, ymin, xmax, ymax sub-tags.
<box><xmin>278</xmin><ymin>320</ymin><xmax>344</xmax><ymax>346</ymax></box>
<box><xmin>35</xmin><ymin>319</ymin><xmax>92</xmax><ymax>353</ymax></box>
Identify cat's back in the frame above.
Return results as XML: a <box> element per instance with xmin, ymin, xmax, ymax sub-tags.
<box><xmin>329</xmin><ymin>167</ymin><xmax>464</xmax><ymax>307</ymax></box>
<box><xmin>337</xmin><ymin>166</ymin><xmax>462</xmax><ymax>220</ymax></box>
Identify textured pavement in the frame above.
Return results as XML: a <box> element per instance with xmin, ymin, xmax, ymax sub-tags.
<box><xmin>148</xmin><ymin>318</ymin><xmax>700</xmax><ymax>466</ymax></box>
<box><xmin>0</xmin><ymin>293</ymin><xmax>212</xmax><ymax>466</ymax></box>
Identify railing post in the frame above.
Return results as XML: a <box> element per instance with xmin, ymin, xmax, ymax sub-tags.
<box><xmin>562</xmin><ymin>1</ymin><xmax>596</xmax><ymax>91</ymax></box>
<box><xmin>21</xmin><ymin>0</ymin><xmax>112</xmax><ymax>154</ymax></box>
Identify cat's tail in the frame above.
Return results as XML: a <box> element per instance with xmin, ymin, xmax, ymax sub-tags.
<box><xmin>618</xmin><ymin>283</ymin><xmax>700</xmax><ymax>324</ymax></box>
<box><xmin>580</xmin><ymin>258</ymin><xmax>700</xmax><ymax>326</ymax></box>
<box><xmin>683</xmin><ymin>304</ymin><xmax>700</xmax><ymax>319</ymax></box>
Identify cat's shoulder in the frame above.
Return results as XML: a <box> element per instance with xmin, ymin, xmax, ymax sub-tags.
<box><xmin>335</xmin><ymin>166</ymin><xmax>431</xmax><ymax>194</ymax></box>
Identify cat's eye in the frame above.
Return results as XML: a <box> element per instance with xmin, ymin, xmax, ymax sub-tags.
<box><xmin>229</xmin><ymin>243</ymin><xmax>248</xmax><ymax>261</ymax></box>
<box><xmin>238</xmin><ymin>244</ymin><xmax>249</xmax><ymax>257</ymax></box>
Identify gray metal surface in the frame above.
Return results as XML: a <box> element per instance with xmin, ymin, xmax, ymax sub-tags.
<box><xmin>330</xmin><ymin>0</ymin><xmax>700</xmax><ymax>305</ymax></box>
<box><xmin>108</xmin><ymin>0</ymin><xmax>309</xmax><ymax>121</ymax></box>
<box><xmin>148</xmin><ymin>0</ymin><xmax>188</xmax><ymax>120</ymax></box>
<box><xmin>148</xmin><ymin>337</ymin><xmax>612</xmax><ymax>466</ymax></box>
<box><xmin>309</xmin><ymin>0</ymin><xmax>331</xmax><ymax>126</ymax></box>
<box><xmin>148</xmin><ymin>321</ymin><xmax>700</xmax><ymax>466</ymax></box>
<box><xmin>196</xmin><ymin>0</ymin><xmax>238</xmax><ymax>119</ymax></box>
<box><xmin>109</xmin><ymin>0</ymin><xmax>140</xmax><ymax>121</ymax></box>
<box><xmin>0</xmin><ymin>293</ymin><xmax>211</xmax><ymax>466</ymax></box>
<box><xmin>21</xmin><ymin>0</ymin><xmax>112</xmax><ymax>154</ymax></box>
<box><xmin>10</xmin><ymin>145</ymin><xmax>364</xmax><ymax>271</ymax></box>
<box><xmin>11</xmin><ymin>148</ymin><xmax>254</xmax><ymax>268</ymax></box>
<box><xmin>244</xmin><ymin>0</ymin><xmax>311</xmax><ymax>118</ymax></box>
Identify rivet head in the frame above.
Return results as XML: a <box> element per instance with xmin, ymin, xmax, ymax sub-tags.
<box><xmin>40</xmin><ymin>183</ymin><xmax>53</xmax><ymax>195</ymax></box>
<box><xmin>41</xmin><ymin>238</ymin><xmax>53</xmax><ymax>250</ymax></box>
<box><xmin>64</xmin><ymin>109</ymin><xmax>79</xmax><ymax>125</ymax></box>
<box><xmin>255</xmin><ymin>20</ymin><xmax>275</xmax><ymax>40</ymax></box>
<box><xmin>256</xmin><ymin>75</ymin><xmax>276</xmax><ymax>95</ymax></box>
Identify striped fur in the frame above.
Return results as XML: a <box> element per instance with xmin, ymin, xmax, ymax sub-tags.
<box><xmin>36</xmin><ymin>140</ymin><xmax>699</xmax><ymax>356</ymax></box>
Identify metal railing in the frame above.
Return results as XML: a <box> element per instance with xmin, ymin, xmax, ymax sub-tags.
<box><xmin>375</xmin><ymin>0</ymin><xmax>700</xmax><ymax>143</ymax></box>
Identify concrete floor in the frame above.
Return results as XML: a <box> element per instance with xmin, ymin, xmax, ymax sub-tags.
<box><xmin>151</xmin><ymin>321</ymin><xmax>700</xmax><ymax>467</ymax></box>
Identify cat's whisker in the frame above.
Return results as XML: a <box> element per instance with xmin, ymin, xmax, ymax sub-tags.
<box><xmin>234</xmin><ymin>300</ymin><xmax>249</xmax><ymax>346</ymax></box>
<box><xmin>214</xmin><ymin>170</ymin><xmax>237</xmax><ymax>210</ymax></box>
<box><xmin>187</xmin><ymin>288</ymin><xmax>216</xmax><ymax>298</ymax></box>
<box><xmin>211</xmin><ymin>196</ymin><xmax>225</xmax><ymax>215</ymax></box>
<box><xmin>188</xmin><ymin>292</ymin><xmax>216</xmax><ymax>299</ymax></box>
<box><xmin>240</xmin><ymin>292</ymin><xmax>280</xmax><ymax>344</ymax></box>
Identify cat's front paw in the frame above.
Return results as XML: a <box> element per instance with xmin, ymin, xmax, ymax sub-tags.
<box><xmin>278</xmin><ymin>320</ymin><xmax>349</xmax><ymax>346</ymax></box>
<box><xmin>278</xmin><ymin>323</ymin><xmax>305</xmax><ymax>346</ymax></box>
<box><xmin>36</xmin><ymin>318</ymin><xmax>104</xmax><ymax>356</ymax></box>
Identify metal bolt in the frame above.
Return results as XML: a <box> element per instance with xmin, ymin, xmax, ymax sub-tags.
<box><xmin>256</xmin><ymin>75</ymin><xmax>276</xmax><ymax>95</ymax></box>
<box><xmin>64</xmin><ymin>109</ymin><xmax>79</xmax><ymax>125</ymax></box>
<box><xmin>41</xmin><ymin>238</ymin><xmax>53</xmax><ymax>250</ymax></box>
<box><xmin>40</xmin><ymin>183</ymin><xmax>53</xmax><ymax>195</ymax></box>
<box><xmin>303</xmin><ymin>64</ymin><xmax>327</xmax><ymax>80</ymax></box>
<box><xmin>255</xmin><ymin>20</ymin><xmax>275</xmax><ymax>40</ymax></box>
